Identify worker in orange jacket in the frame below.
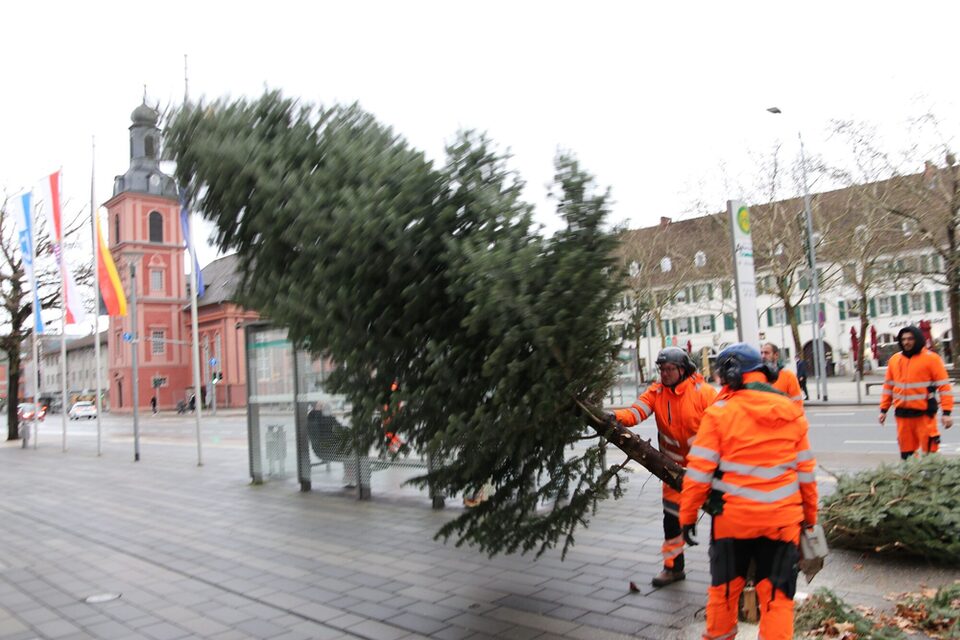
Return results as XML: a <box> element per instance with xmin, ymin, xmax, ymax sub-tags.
<box><xmin>878</xmin><ymin>325</ymin><xmax>954</xmax><ymax>459</ymax></box>
<box><xmin>612</xmin><ymin>347</ymin><xmax>717</xmax><ymax>587</ymax></box>
<box><xmin>680</xmin><ymin>343</ymin><xmax>818</xmax><ymax>640</ymax></box>
<box><xmin>761</xmin><ymin>342</ymin><xmax>804</xmax><ymax>406</ymax></box>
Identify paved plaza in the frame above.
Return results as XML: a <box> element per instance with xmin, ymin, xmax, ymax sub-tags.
<box><xmin>0</xmin><ymin>411</ymin><xmax>955</xmax><ymax>640</ymax></box>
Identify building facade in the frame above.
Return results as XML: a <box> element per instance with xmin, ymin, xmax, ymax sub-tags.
<box><xmin>620</xmin><ymin>182</ymin><xmax>952</xmax><ymax>384</ymax></box>
<box><xmin>103</xmin><ymin>104</ymin><xmax>259</xmax><ymax>411</ymax></box>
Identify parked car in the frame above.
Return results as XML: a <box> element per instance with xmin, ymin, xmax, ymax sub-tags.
<box><xmin>68</xmin><ymin>401</ymin><xmax>97</xmax><ymax>420</ymax></box>
<box><xmin>17</xmin><ymin>403</ymin><xmax>46</xmax><ymax>422</ymax></box>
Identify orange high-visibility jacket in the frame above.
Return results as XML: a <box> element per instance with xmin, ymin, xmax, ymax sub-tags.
<box><xmin>772</xmin><ymin>368</ymin><xmax>804</xmax><ymax>406</ymax></box>
<box><xmin>880</xmin><ymin>348</ymin><xmax>954</xmax><ymax>416</ymax></box>
<box><xmin>614</xmin><ymin>373</ymin><xmax>717</xmax><ymax>468</ymax></box>
<box><xmin>680</xmin><ymin>371</ymin><xmax>818</xmax><ymax>533</ymax></box>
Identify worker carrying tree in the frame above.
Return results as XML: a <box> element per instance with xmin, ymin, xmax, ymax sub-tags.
<box><xmin>610</xmin><ymin>347</ymin><xmax>717</xmax><ymax>588</ymax></box>
<box><xmin>680</xmin><ymin>342</ymin><xmax>818</xmax><ymax>640</ymax></box>
<box><xmin>878</xmin><ymin>325</ymin><xmax>953</xmax><ymax>459</ymax></box>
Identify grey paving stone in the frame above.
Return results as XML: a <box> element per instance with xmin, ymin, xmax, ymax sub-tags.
<box><xmin>390</xmin><ymin>611</ymin><xmax>450</xmax><ymax>635</ymax></box>
<box><xmin>139</xmin><ymin>621</ymin><xmax>189</xmax><ymax>640</ymax></box>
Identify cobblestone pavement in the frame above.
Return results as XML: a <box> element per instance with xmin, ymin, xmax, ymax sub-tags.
<box><xmin>0</xmin><ymin>433</ymin><xmax>954</xmax><ymax>640</ymax></box>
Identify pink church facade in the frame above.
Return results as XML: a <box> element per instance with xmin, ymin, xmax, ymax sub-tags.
<box><xmin>106</xmin><ymin>104</ymin><xmax>259</xmax><ymax>411</ymax></box>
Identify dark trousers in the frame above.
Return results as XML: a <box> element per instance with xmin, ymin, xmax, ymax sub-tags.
<box><xmin>663</xmin><ymin>512</ymin><xmax>684</xmax><ymax>572</ymax></box>
<box><xmin>798</xmin><ymin>376</ymin><xmax>809</xmax><ymax>400</ymax></box>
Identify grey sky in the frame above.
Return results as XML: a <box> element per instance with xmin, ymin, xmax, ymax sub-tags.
<box><xmin>3</xmin><ymin>0</ymin><xmax>959</xmax><ymax>271</ymax></box>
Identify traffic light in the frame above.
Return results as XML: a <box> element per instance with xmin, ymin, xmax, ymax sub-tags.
<box><xmin>212</xmin><ymin>372</ymin><xmax>223</xmax><ymax>384</ymax></box>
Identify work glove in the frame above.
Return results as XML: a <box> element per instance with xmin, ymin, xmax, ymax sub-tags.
<box><xmin>682</xmin><ymin>524</ymin><xmax>698</xmax><ymax>546</ymax></box>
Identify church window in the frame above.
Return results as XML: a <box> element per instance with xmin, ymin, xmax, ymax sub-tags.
<box><xmin>150</xmin><ymin>269</ymin><xmax>163</xmax><ymax>292</ymax></box>
<box><xmin>152</xmin><ymin>330</ymin><xmax>165</xmax><ymax>355</ymax></box>
<box><xmin>114</xmin><ymin>214</ymin><xmax>120</xmax><ymax>242</ymax></box>
<box><xmin>149</xmin><ymin>211</ymin><xmax>163</xmax><ymax>243</ymax></box>
<box><xmin>144</xmin><ymin>135</ymin><xmax>156</xmax><ymax>159</ymax></box>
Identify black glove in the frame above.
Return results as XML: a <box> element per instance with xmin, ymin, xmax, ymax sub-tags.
<box><xmin>682</xmin><ymin>524</ymin><xmax>698</xmax><ymax>546</ymax></box>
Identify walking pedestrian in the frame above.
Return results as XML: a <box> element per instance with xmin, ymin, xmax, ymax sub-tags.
<box><xmin>611</xmin><ymin>347</ymin><xmax>717</xmax><ymax>587</ymax></box>
<box><xmin>681</xmin><ymin>343</ymin><xmax>818</xmax><ymax>640</ymax></box>
<box><xmin>878</xmin><ymin>325</ymin><xmax>953</xmax><ymax>459</ymax></box>
<box><xmin>761</xmin><ymin>343</ymin><xmax>803</xmax><ymax>406</ymax></box>
<box><xmin>150</xmin><ymin>396</ymin><xmax>157</xmax><ymax>414</ymax></box>
<box><xmin>795</xmin><ymin>356</ymin><xmax>809</xmax><ymax>401</ymax></box>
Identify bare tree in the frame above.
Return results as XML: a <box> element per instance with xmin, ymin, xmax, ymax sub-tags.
<box><xmin>833</xmin><ymin>117</ymin><xmax>960</xmax><ymax>365</ymax></box>
<box><xmin>0</xmin><ymin>195</ymin><xmax>91</xmax><ymax>440</ymax></box>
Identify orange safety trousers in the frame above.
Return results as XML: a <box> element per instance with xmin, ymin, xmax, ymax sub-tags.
<box><xmin>895</xmin><ymin>414</ymin><xmax>939</xmax><ymax>455</ymax></box>
<box><xmin>703</xmin><ymin>526</ymin><xmax>800</xmax><ymax>640</ymax></box>
<box><xmin>662</xmin><ymin>487</ymin><xmax>685</xmax><ymax>570</ymax></box>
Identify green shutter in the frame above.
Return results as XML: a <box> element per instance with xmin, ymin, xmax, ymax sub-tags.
<box><xmin>672</xmin><ymin>319</ymin><xmax>678</xmax><ymax>335</ymax></box>
<box><xmin>935</xmin><ymin>290</ymin><xmax>944</xmax><ymax>312</ymax></box>
<box><xmin>868</xmin><ymin>298</ymin><xmax>876</xmax><ymax>317</ymax></box>
<box><xmin>710</xmin><ymin>315</ymin><xmax>716</xmax><ymax>331</ymax></box>
<box><xmin>901</xmin><ymin>294</ymin><xmax>910</xmax><ymax>314</ymax></box>
<box><xmin>925</xmin><ymin>292</ymin><xmax>932</xmax><ymax>313</ymax></box>
<box><xmin>686</xmin><ymin>287</ymin><xmax>693</xmax><ymax>303</ymax></box>
<box><xmin>724</xmin><ymin>313</ymin><xmax>735</xmax><ymax>331</ymax></box>
<box><xmin>766</xmin><ymin>308</ymin><xmax>774</xmax><ymax>326</ymax></box>
<box><xmin>890</xmin><ymin>295</ymin><xmax>898</xmax><ymax>315</ymax></box>
<box><xmin>799</xmin><ymin>275</ymin><xmax>809</xmax><ymax>291</ymax></box>
<box><xmin>707</xmin><ymin>283</ymin><xmax>714</xmax><ymax>300</ymax></box>
<box><xmin>838</xmin><ymin>300</ymin><xmax>846</xmax><ymax>320</ymax></box>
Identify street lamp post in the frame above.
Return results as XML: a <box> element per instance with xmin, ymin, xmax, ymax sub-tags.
<box><xmin>767</xmin><ymin>107</ymin><xmax>829</xmax><ymax>401</ymax></box>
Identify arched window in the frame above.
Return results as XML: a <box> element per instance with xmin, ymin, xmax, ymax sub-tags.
<box><xmin>144</xmin><ymin>135</ymin><xmax>156</xmax><ymax>159</ymax></box>
<box><xmin>660</xmin><ymin>256</ymin><xmax>672</xmax><ymax>273</ymax></box>
<box><xmin>114</xmin><ymin>214</ymin><xmax>120</xmax><ymax>242</ymax></box>
<box><xmin>694</xmin><ymin>251</ymin><xmax>706</xmax><ymax>268</ymax></box>
<box><xmin>148</xmin><ymin>211</ymin><xmax>163</xmax><ymax>243</ymax></box>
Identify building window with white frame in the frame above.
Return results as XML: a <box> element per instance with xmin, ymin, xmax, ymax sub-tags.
<box><xmin>910</xmin><ymin>293</ymin><xmax>925</xmax><ymax>312</ymax></box>
<box><xmin>151</xmin><ymin>330</ymin><xmax>165</xmax><ymax>355</ymax></box>
<box><xmin>696</xmin><ymin>315</ymin><xmax>713</xmax><ymax>333</ymax></box>
<box><xmin>150</xmin><ymin>268</ymin><xmax>163</xmax><ymax>292</ymax></box>
<box><xmin>773</xmin><ymin>307</ymin><xmax>787</xmax><ymax>326</ymax></box>
<box><xmin>878</xmin><ymin>296</ymin><xmax>892</xmax><ymax>315</ymax></box>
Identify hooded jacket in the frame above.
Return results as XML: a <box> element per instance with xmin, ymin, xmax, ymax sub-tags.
<box><xmin>880</xmin><ymin>326</ymin><xmax>954</xmax><ymax>418</ymax></box>
<box><xmin>680</xmin><ymin>371</ymin><xmax>818</xmax><ymax>535</ymax></box>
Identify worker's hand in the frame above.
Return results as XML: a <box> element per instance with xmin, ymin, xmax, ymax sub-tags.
<box><xmin>943</xmin><ymin>415</ymin><xmax>953</xmax><ymax>430</ymax></box>
<box><xmin>682</xmin><ymin>524</ymin><xmax>698</xmax><ymax>547</ymax></box>
<box><xmin>878</xmin><ymin>412</ymin><xmax>887</xmax><ymax>425</ymax></box>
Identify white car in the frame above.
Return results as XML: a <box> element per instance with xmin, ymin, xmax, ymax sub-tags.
<box><xmin>68</xmin><ymin>401</ymin><xmax>97</xmax><ymax>420</ymax></box>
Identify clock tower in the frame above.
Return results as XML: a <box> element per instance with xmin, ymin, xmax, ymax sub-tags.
<box><xmin>104</xmin><ymin>102</ymin><xmax>191</xmax><ymax>410</ymax></box>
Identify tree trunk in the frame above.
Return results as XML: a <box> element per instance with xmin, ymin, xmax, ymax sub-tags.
<box><xmin>857</xmin><ymin>310</ymin><xmax>869</xmax><ymax>378</ymax></box>
<box><xmin>786</xmin><ymin>302</ymin><xmax>802</xmax><ymax>359</ymax></box>
<box><xmin>583</xmin><ymin>411</ymin><xmax>684</xmax><ymax>492</ymax></box>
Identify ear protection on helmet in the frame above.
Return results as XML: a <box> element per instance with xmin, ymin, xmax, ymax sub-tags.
<box><xmin>716</xmin><ymin>354</ymin><xmax>744</xmax><ymax>389</ymax></box>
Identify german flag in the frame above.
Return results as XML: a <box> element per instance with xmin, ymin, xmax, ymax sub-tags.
<box><xmin>95</xmin><ymin>207</ymin><xmax>127</xmax><ymax>317</ymax></box>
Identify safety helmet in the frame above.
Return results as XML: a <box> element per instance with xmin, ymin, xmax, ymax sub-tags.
<box><xmin>715</xmin><ymin>343</ymin><xmax>766</xmax><ymax>389</ymax></box>
<box><xmin>655</xmin><ymin>347</ymin><xmax>696</xmax><ymax>379</ymax></box>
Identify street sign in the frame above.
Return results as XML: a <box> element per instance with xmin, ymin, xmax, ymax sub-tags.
<box><xmin>122</xmin><ymin>332</ymin><xmax>133</xmax><ymax>342</ymax></box>
<box><xmin>209</xmin><ymin>357</ymin><xmax>218</xmax><ymax>366</ymax></box>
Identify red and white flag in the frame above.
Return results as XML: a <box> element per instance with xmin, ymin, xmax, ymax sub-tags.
<box><xmin>41</xmin><ymin>171</ymin><xmax>87</xmax><ymax>325</ymax></box>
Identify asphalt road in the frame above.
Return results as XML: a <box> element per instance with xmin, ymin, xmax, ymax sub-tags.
<box><xmin>27</xmin><ymin>404</ymin><xmax>960</xmax><ymax>462</ymax></box>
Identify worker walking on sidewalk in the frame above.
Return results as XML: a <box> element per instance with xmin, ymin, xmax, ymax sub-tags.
<box><xmin>878</xmin><ymin>325</ymin><xmax>953</xmax><ymax>459</ymax></box>
<box><xmin>611</xmin><ymin>347</ymin><xmax>717</xmax><ymax>587</ymax></box>
<box><xmin>680</xmin><ymin>343</ymin><xmax>818</xmax><ymax>640</ymax></box>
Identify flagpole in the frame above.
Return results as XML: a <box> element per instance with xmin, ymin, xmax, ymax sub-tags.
<box><xmin>92</xmin><ymin>138</ymin><xmax>103</xmax><ymax>456</ymax></box>
<box><xmin>55</xmin><ymin>171</ymin><xmax>67</xmax><ymax>452</ymax></box>
<box><xmin>30</xmin><ymin>197</ymin><xmax>41</xmax><ymax>450</ymax></box>
<box><xmin>188</xmin><ymin>212</ymin><xmax>203</xmax><ymax>467</ymax></box>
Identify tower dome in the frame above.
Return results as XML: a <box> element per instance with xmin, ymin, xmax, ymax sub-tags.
<box><xmin>131</xmin><ymin>103</ymin><xmax>159</xmax><ymax>127</ymax></box>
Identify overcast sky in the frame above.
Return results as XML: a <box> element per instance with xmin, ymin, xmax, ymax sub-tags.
<box><xmin>3</xmin><ymin>0</ymin><xmax>960</xmax><ymax>272</ymax></box>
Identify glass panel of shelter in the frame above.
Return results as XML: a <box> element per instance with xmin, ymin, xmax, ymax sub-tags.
<box><xmin>245</xmin><ymin>324</ymin><xmax>296</xmax><ymax>486</ymax></box>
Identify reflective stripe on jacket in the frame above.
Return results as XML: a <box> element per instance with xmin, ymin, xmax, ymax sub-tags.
<box><xmin>880</xmin><ymin>348</ymin><xmax>954</xmax><ymax>415</ymax></box>
<box><xmin>771</xmin><ymin>368</ymin><xmax>804</xmax><ymax>406</ymax></box>
<box><xmin>680</xmin><ymin>371</ymin><xmax>818</xmax><ymax>533</ymax></box>
<box><xmin>613</xmin><ymin>373</ymin><xmax>718</xmax><ymax>467</ymax></box>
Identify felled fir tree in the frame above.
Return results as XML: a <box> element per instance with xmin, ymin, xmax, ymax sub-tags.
<box><xmin>165</xmin><ymin>92</ymin><xmax>679</xmax><ymax>556</ymax></box>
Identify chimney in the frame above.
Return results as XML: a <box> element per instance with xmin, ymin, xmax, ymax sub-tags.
<box><xmin>660</xmin><ymin>216</ymin><xmax>672</xmax><ymax>227</ymax></box>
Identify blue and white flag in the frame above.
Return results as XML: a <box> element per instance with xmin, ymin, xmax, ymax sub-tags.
<box><xmin>179</xmin><ymin>190</ymin><xmax>205</xmax><ymax>298</ymax></box>
<box><xmin>11</xmin><ymin>191</ymin><xmax>44</xmax><ymax>334</ymax></box>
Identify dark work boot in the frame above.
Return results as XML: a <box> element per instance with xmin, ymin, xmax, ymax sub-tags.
<box><xmin>651</xmin><ymin>568</ymin><xmax>686</xmax><ymax>587</ymax></box>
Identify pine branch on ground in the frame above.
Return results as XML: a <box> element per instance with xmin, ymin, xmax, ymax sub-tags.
<box><xmin>795</xmin><ymin>584</ymin><xmax>960</xmax><ymax>639</ymax></box>
<box><xmin>820</xmin><ymin>456</ymin><xmax>960</xmax><ymax>563</ymax></box>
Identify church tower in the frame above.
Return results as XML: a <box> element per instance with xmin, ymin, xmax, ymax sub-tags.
<box><xmin>105</xmin><ymin>103</ymin><xmax>191</xmax><ymax>410</ymax></box>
